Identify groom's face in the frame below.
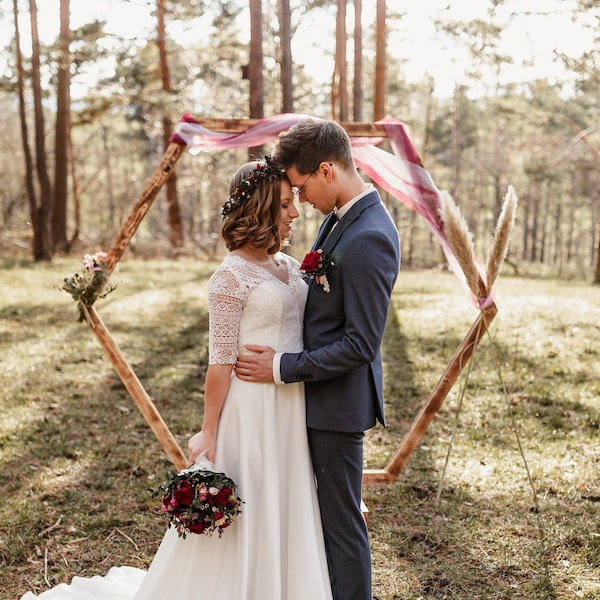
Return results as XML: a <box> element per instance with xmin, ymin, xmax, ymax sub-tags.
<box><xmin>287</xmin><ymin>164</ymin><xmax>335</xmax><ymax>216</ymax></box>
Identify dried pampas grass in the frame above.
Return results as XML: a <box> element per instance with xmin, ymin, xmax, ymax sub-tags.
<box><xmin>438</xmin><ymin>191</ymin><xmax>481</xmax><ymax>298</ymax></box>
<box><xmin>486</xmin><ymin>186</ymin><xmax>518</xmax><ymax>289</ymax></box>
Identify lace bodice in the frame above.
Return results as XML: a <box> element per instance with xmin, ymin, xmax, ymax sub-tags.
<box><xmin>207</xmin><ymin>253</ymin><xmax>308</xmax><ymax>364</ymax></box>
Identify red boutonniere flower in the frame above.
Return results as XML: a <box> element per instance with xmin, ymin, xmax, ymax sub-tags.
<box><xmin>300</xmin><ymin>249</ymin><xmax>335</xmax><ymax>293</ymax></box>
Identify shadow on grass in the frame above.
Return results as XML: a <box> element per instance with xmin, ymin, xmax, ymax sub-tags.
<box><xmin>366</xmin><ymin>480</ymin><xmax>558</xmax><ymax>599</ymax></box>
<box><xmin>364</xmin><ymin>298</ymin><xmax>567</xmax><ymax>599</ymax></box>
<box><xmin>0</xmin><ymin>273</ymin><xmax>214</xmax><ymax>596</ymax></box>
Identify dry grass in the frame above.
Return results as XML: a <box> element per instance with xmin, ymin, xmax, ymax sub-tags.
<box><xmin>1</xmin><ymin>257</ymin><xmax>599</xmax><ymax>599</ymax></box>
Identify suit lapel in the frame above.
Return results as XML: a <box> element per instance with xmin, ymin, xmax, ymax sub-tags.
<box><xmin>322</xmin><ymin>192</ymin><xmax>379</xmax><ymax>252</ymax></box>
<box><xmin>312</xmin><ymin>212</ymin><xmax>338</xmax><ymax>250</ymax></box>
<box><xmin>315</xmin><ymin>191</ymin><xmax>382</xmax><ymax>251</ymax></box>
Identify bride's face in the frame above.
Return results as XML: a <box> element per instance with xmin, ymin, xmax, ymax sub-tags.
<box><xmin>278</xmin><ymin>180</ymin><xmax>299</xmax><ymax>240</ymax></box>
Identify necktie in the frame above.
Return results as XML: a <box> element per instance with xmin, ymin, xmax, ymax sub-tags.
<box><xmin>316</xmin><ymin>213</ymin><xmax>337</xmax><ymax>248</ymax></box>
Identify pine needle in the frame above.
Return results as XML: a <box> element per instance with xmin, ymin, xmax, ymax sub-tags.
<box><xmin>439</xmin><ymin>191</ymin><xmax>481</xmax><ymax>297</ymax></box>
<box><xmin>486</xmin><ymin>186</ymin><xmax>518</xmax><ymax>289</ymax></box>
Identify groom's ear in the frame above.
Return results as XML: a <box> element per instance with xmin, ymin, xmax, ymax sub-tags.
<box><xmin>320</xmin><ymin>162</ymin><xmax>334</xmax><ymax>182</ymax></box>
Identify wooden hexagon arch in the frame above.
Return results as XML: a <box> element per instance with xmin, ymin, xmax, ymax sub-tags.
<box><xmin>76</xmin><ymin>115</ymin><xmax>501</xmax><ymax>486</ymax></box>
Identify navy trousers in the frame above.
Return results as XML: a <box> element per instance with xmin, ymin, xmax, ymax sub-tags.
<box><xmin>307</xmin><ymin>428</ymin><xmax>371</xmax><ymax>600</ymax></box>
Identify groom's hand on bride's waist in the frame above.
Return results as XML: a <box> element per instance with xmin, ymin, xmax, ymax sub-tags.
<box><xmin>235</xmin><ymin>345</ymin><xmax>276</xmax><ymax>382</ymax></box>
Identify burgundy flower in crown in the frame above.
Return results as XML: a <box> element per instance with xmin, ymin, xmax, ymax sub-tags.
<box><xmin>221</xmin><ymin>155</ymin><xmax>282</xmax><ymax>218</ymax></box>
<box><xmin>300</xmin><ymin>249</ymin><xmax>335</xmax><ymax>293</ymax></box>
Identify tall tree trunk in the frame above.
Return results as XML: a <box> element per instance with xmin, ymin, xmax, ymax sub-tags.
<box><xmin>67</xmin><ymin>124</ymin><xmax>80</xmax><ymax>251</ymax></box>
<box><xmin>449</xmin><ymin>84</ymin><xmax>464</xmax><ymax>199</ymax></box>
<box><xmin>157</xmin><ymin>0</ymin><xmax>184</xmax><ymax>248</ymax></box>
<box><xmin>421</xmin><ymin>76</ymin><xmax>434</xmax><ymax>158</ymax></box>
<box><xmin>52</xmin><ymin>0</ymin><xmax>70</xmax><ymax>253</ymax></box>
<box><xmin>13</xmin><ymin>0</ymin><xmax>38</xmax><ymax>253</ymax></box>
<box><xmin>539</xmin><ymin>185</ymin><xmax>549</xmax><ymax>264</ymax></box>
<box><xmin>29</xmin><ymin>0</ymin><xmax>53</xmax><ymax>261</ymax></box>
<box><xmin>102</xmin><ymin>127</ymin><xmax>116</xmax><ymax>232</ymax></box>
<box><xmin>531</xmin><ymin>189</ymin><xmax>540</xmax><ymax>262</ymax></box>
<box><xmin>352</xmin><ymin>0</ymin><xmax>362</xmax><ymax>122</ymax></box>
<box><xmin>373</xmin><ymin>0</ymin><xmax>385</xmax><ymax>121</ymax></box>
<box><xmin>589</xmin><ymin>170</ymin><xmax>599</xmax><ymax>283</ymax></box>
<box><xmin>594</xmin><ymin>211</ymin><xmax>600</xmax><ymax>284</ymax></box>
<box><xmin>521</xmin><ymin>193</ymin><xmax>530</xmax><ymax>262</ymax></box>
<box><xmin>279</xmin><ymin>0</ymin><xmax>293</xmax><ymax>113</ymax></box>
<box><xmin>249</xmin><ymin>0</ymin><xmax>264</xmax><ymax>157</ymax></box>
<box><xmin>333</xmin><ymin>0</ymin><xmax>348</xmax><ymax>121</ymax></box>
<box><xmin>566</xmin><ymin>191</ymin><xmax>575</xmax><ymax>262</ymax></box>
<box><xmin>553</xmin><ymin>192</ymin><xmax>562</xmax><ymax>269</ymax></box>
<box><xmin>406</xmin><ymin>76</ymin><xmax>435</xmax><ymax>269</ymax></box>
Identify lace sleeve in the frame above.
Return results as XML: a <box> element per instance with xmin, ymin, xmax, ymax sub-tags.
<box><xmin>207</xmin><ymin>267</ymin><xmax>246</xmax><ymax>365</ymax></box>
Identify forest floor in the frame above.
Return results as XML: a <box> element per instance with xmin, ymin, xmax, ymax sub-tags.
<box><xmin>1</xmin><ymin>257</ymin><xmax>599</xmax><ymax>599</ymax></box>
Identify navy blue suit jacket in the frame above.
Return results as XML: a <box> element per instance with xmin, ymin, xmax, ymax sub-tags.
<box><xmin>280</xmin><ymin>189</ymin><xmax>400</xmax><ymax>432</ymax></box>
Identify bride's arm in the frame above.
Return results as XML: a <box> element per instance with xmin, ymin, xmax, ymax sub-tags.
<box><xmin>188</xmin><ymin>363</ymin><xmax>233</xmax><ymax>464</ymax></box>
<box><xmin>189</xmin><ymin>265</ymin><xmax>245</xmax><ymax>465</ymax></box>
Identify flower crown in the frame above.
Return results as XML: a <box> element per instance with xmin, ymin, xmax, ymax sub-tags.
<box><xmin>221</xmin><ymin>155</ymin><xmax>282</xmax><ymax>218</ymax></box>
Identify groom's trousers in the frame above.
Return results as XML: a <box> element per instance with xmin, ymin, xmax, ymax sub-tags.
<box><xmin>307</xmin><ymin>428</ymin><xmax>371</xmax><ymax>600</ymax></box>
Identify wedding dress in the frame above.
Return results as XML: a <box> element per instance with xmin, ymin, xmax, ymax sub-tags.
<box><xmin>21</xmin><ymin>253</ymin><xmax>332</xmax><ymax>600</ymax></box>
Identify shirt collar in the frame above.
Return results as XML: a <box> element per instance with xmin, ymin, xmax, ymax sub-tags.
<box><xmin>334</xmin><ymin>184</ymin><xmax>373</xmax><ymax>220</ymax></box>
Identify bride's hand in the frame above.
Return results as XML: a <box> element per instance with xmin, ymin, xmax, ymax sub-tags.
<box><xmin>188</xmin><ymin>430</ymin><xmax>215</xmax><ymax>465</ymax></box>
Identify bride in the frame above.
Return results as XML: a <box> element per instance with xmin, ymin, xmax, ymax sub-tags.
<box><xmin>21</xmin><ymin>157</ymin><xmax>332</xmax><ymax>600</ymax></box>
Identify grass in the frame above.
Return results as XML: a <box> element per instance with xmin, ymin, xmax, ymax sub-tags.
<box><xmin>1</xmin><ymin>256</ymin><xmax>599</xmax><ymax>599</ymax></box>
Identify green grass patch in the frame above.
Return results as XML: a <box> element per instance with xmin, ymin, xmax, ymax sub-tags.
<box><xmin>1</xmin><ymin>258</ymin><xmax>599</xmax><ymax>599</ymax></box>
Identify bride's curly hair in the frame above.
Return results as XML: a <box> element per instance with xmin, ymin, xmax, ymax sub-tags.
<box><xmin>220</xmin><ymin>160</ymin><xmax>288</xmax><ymax>254</ymax></box>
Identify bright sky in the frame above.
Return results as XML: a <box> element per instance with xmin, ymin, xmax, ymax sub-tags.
<box><xmin>291</xmin><ymin>0</ymin><xmax>595</xmax><ymax>97</ymax></box>
<box><xmin>396</xmin><ymin>0</ymin><xmax>596</xmax><ymax>96</ymax></box>
<box><xmin>3</xmin><ymin>0</ymin><xmax>596</xmax><ymax>99</ymax></box>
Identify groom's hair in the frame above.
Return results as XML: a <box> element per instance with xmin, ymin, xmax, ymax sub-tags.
<box><xmin>273</xmin><ymin>119</ymin><xmax>355</xmax><ymax>175</ymax></box>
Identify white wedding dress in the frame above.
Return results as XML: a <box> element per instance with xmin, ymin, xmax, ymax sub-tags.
<box><xmin>21</xmin><ymin>253</ymin><xmax>332</xmax><ymax>600</ymax></box>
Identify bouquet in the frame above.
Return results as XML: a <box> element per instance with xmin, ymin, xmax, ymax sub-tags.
<box><xmin>156</xmin><ymin>454</ymin><xmax>243</xmax><ymax>539</ymax></box>
<box><xmin>62</xmin><ymin>251</ymin><xmax>117</xmax><ymax>320</ymax></box>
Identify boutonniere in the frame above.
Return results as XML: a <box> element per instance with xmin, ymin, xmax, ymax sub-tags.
<box><xmin>300</xmin><ymin>249</ymin><xmax>335</xmax><ymax>293</ymax></box>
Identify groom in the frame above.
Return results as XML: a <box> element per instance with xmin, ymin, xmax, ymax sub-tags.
<box><xmin>235</xmin><ymin>118</ymin><xmax>400</xmax><ymax>600</ymax></box>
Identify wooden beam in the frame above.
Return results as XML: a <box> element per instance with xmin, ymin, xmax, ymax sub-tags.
<box><xmin>363</xmin><ymin>303</ymin><xmax>498</xmax><ymax>485</ymax></box>
<box><xmin>190</xmin><ymin>117</ymin><xmax>388</xmax><ymax>138</ymax></box>
<box><xmin>362</xmin><ymin>469</ymin><xmax>392</xmax><ymax>485</ymax></box>
<box><xmin>86</xmin><ymin>306</ymin><xmax>188</xmax><ymax>471</ymax></box>
<box><xmin>104</xmin><ymin>141</ymin><xmax>186</xmax><ymax>277</ymax></box>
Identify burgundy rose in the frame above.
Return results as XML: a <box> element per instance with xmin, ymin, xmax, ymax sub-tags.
<box><xmin>217</xmin><ymin>487</ymin><xmax>232</xmax><ymax>504</ymax></box>
<box><xmin>300</xmin><ymin>251</ymin><xmax>321</xmax><ymax>272</ymax></box>
<box><xmin>187</xmin><ymin>522</ymin><xmax>206</xmax><ymax>534</ymax></box>
<box><xmin>173</xmin><ymin>480</ymin><xmax>194</xmax><ymax>506</ymax></box>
